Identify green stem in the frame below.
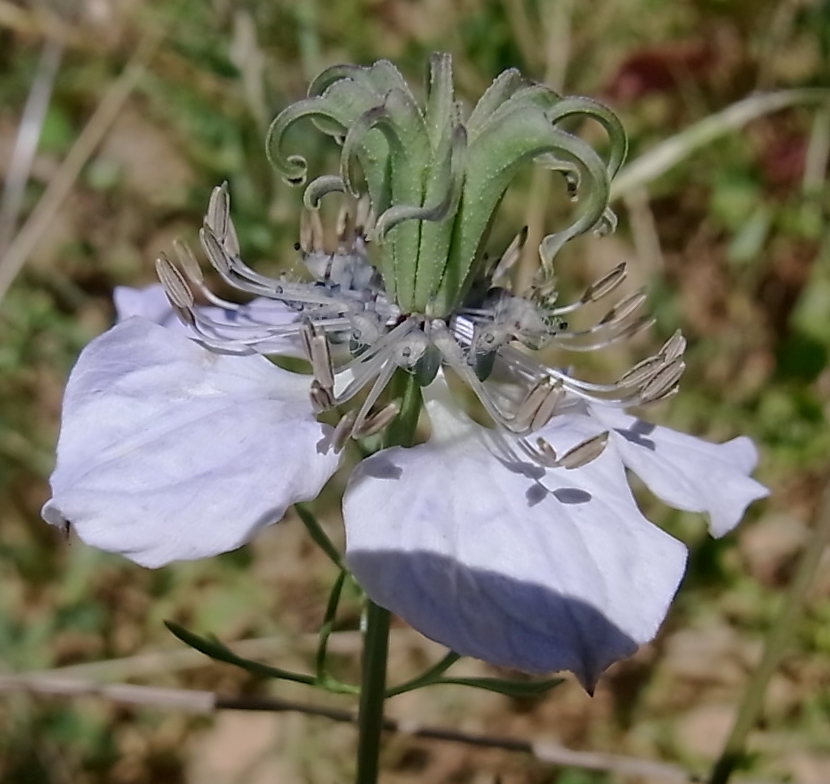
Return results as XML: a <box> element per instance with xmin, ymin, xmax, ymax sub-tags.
<box><xmin>708</xmin><ymin>474</ymin><xmax>830</xmax><ymax>784</ymax></box>
<box><xmin>355</xmin><ymin>600</ymin><xmax>392</xmax><ymax>784</ymax></box>
<box><xmin>354</xmin><ymin>372</ymin><xmax>422</xmax><ymax>784</ymax></box>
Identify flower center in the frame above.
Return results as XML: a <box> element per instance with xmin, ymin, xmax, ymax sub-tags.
<box><xmin>156</xmin><ymin>184</ymin><xmax>686</xmax><ymax>469</ymax></box>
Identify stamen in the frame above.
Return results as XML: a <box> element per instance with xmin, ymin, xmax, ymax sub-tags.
<box><xmin>600</xmin><ymin>288</ymin><xmax>647</xmax><ymax>325</ymax></box>
<box><xmin>300</xmin><ymin>208</ymin><xmax>325</xmax><ymax>254</ymax></box>
<box><xmin>638</xmin><ymin>358</ymin><xmax>685</xmax><ymax>404</ymax></box>
<box><xmin>512</xmin><ymin>378</ymin><xmax>561</xmax><ymax>431</ymax></box>
<box><xmin>531</xmin><ymin>437</ymin><xmax>559</xmax><ymax>467</ymax></box>
<box><xmin>552</xmin><ymin>314</ymin><xmax>654</xmax><ymax>352</ymax></box>
<box><xmin>660</xmin><ymin>329</ymin><xmax>686</xmax><ymax>363</ymax></box>
<box><xmin>555</xmin><ymin>431</ymin><xmax>609</xmax><ymax>469</ymax></box>
<box><xmin>199</xmin><ymin>225</ymin><xmax>273</xmax><ymax>297</ymax></box>
<box><xmin>529</xmin><ymin>379</ymin><xmax>565</xmax><ymax>431</ymax></box>
<box><xmin>352</xmin><ymin>401</ymin><xmax>400</xmax><ymax>438</ymax></box>
<box><xmin>584</xmin><ymin>261</ymin><xmax>626</xmax><ymax>302</ymax></box>
<box><xmin>431</xmin><ymin>320</ymin><xmax>525</xmax><ymax>433</ymax></box>
<box><xmin>301</xmin><ymin>320</ymin><xmax>335</xmax><ymax>393</ymax></box>
<box><xmin>352</xmin><ymin>360</ymin><xmax>399</xmax><ymax>434</ymax></box>
<box><xmin>173</xmin><ymin>239</ymin><xmax>204</xmax><ymax>285</ymax></box>
<box><xmin>334</xmin><ymin>319</ymin><xmax>421</xmax><ymax>405</ymax></box>
<box><xmin>310</xmin><ymin>380</ymin><xmax>335</xmax><ymax>412</ymax></box>
<box><xmin>332</xmin><ymin>410</ymin><xmax>358</xmax><ymax>452</ymax></box>
<box><xmin>617</xmin><ymin>354</ymin><xmax>666</xmax><ymax>387</ymax></box>
<box><xmin>207</xmin><ymin>182</ymin><xmax>231</xmax><ymax>243</ymax></box>
<box><xmin>155</xmin><ymin>254</ymin><xmax>196</xmax><ymax>327</ymax></box>
<box><xmin>546</xmin><ymin>262</ymin><xmax>627</xmax><ymax>316</ymax></box>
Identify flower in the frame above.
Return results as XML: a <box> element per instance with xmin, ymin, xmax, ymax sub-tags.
<box><xmin>42</xmin><ymin>55</ymin><xmax>767</xmax><ymax>687</ymax></box>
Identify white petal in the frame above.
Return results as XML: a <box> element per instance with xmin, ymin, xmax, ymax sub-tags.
<box><xmin>589</xmin><ymin>405</ymin><xmax>769</xmax><ymax>537</ymax></box>
<box><xmin>344</xmin><ymin>376</ymin><xmax>687</xmax><ymax>687</ymax></box>
<box><xmin>114</xmin><ymin>284</ymin><xmax>187</xmax><ymax>331</ymax></box>
<box><xmin>42</xmin><ymin>318</ymin><xmax>340</xmax><ymax>567</ymax></box>
<box><xmin>114</xmin><ymin>284</ymin><xmax>305</xmax><ymax>357</ymax></box>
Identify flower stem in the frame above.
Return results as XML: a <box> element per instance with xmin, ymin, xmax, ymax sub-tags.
<box><xmin>355</xmin><ymin>600</ymin><xmax>392</xmax><ymax>784</ymax></box>
<box><xmin>354</xmin><ymin>372</ymin><xmax>422</xmax><ymax>784</ymax></box>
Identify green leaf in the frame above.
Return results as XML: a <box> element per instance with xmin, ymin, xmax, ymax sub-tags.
<box><xmin>295</xmin><ymin>503</ymin><xmax>345</xmax><ymax>569</ymax></box>
<box><xmin>316</xmin><ymin>569</ymin><xmax>348</xmax><ymax>681</ymax></box>
<box><xmin>386</xmin><ymin>650</ymin><xmax>461</xmax><ymax>697</ymax></box>
<box><xmin>164</xmin><ymin>621</ymin><xmax>315</xmax><ymax>686</ymax></box>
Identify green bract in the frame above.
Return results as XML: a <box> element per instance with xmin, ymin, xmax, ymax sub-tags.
<box><xmin>266</xmin><ymin>53</ymin><xmax>627</xmax><ymax>317</ymax></box>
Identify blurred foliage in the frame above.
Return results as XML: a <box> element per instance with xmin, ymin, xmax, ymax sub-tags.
<box><xmin>1</xmin><ymin>0</ymin><xmax>829</xmax><ymax>782</ymax></box>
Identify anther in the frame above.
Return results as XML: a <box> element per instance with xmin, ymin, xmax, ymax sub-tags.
<box><xmin>556</xmin><ymin>432</ymin><xmax>609</xmax><ymax>470</ymax></box>
<box><xmin>332</xmin><ymin>411</ymin><xmax>358</xmax><ymax>452</ymax></box>
<box><xmin>301</xmin><ymin>321</ymin><xmax>335</xmax><ymax>393</ymax></box>
<box><xmin>155</xmin><ymin>254</ymin><xmax>196</xmax><ymax>328</ymax></box>
<box><xmin>155</xmin><ymin>254</ymin><xmax>194</xmax><ymax>308</ymax></box>
<box><xmin>300</xmin><ymin>209</ymin><xmax>326</xmax><ymax>254</ymax></box>
<box><xmin>640</xmin><ymin>359</ymin><xmax>685</xmax><ymax>404</ymax></box>
<box><xmin>584</xmin><ymin>262</ymin><xmax>626</xmax><ymax>302</ymax></box>
<box><xmin>173</xmin><ymin>239</ymin><xmax>204</xmax><ymax>285</ymax></box>
<box><xmin>352</xmin><ymin>401</ymin><xmax>400</xmax><ymax>438</ymax></box>
<box><xmin>310</xmin><ymin>380</ymin><xmax>335</xmax><ymax>412</ymax></box>
<box><xmin>200</xmin><ymin>226</ymin><xmax>232</xmax><ymax>276</ymax></box>
<box><xmin>534</xmin><ymin>437</ymin><xmax>559</xmax><ymax>466</ymax></box>
<box><xmin>354</xmin><ymin>195</ymin><xmax>373</xmax><ymax>235</ymax></box>
<box><xmin>206</xmin><ymin>182</ymin><xmax>230</xmax><ymax>241</ymax></box>
<box><xmin>513</xmin><ymin>378</ymin><xmax>559</xmax><ymax>432</ymax></box>
<box><xmin>601</xmin><ymin>288</ymin><xmax>647</xmax><ymax>325</ymax></box>
<box><xmin>618</xmin><ymin>354</ymin><xmax>665</xmax><ymax>387</ymax></box>
<box><xmin>530</xmin><ymin>380</ymin><xmax>565</xmax><ymax>431</ymax></box>
<box><xmin>660</xmin><ymin>330</ymin><xmax>686</xmax><ymax>363</ymax></box>
<box><xmin>336</xmin><ymin>202</ymin><xmax>354</xmax><ymax>244</ymax></box>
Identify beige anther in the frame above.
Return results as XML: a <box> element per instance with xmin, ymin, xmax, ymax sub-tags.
<box><xmin>223</xmin><ymin>215</ymin><xmax>241</xmax><ymax>257</ymax></box>
<box><xmin>534</xmin><ymin>437</ymin><xmax>559</xmax><ymax>466</ymax></box>
<box><xmin>200</xmin><ymin>226</ymin><xmax>232</xmax><ymax>275</ymax></box>
<box><xmin>155</xmin><ymin>254</ymin><xmax>196</xmax><ymax>327</ymax></box>
<box><xmin>513</xmin><ymin>378</ymin><xmax>557</xmax><ymax>431</ymax></box>
<box><xmin>530</xmin><ymin>380</ymin><xmax>565</xmax><ymax>431</ymax></box>
<box><xmin>602</xmin><ymin>288</ymin><xmax>647</xmax><ymax>325</ymax></box>
<box><xmin>660</xmin><ymin>330</ymin><xmax>686</xmax><ymax>363</ymax></box>
<box><xmin>310</xmin><ymin>380</ymin><xmax>335</xmax><ymax>412</ymax></box>
<box><xmin>336</xmin><ymin>202</ymin><xmax>354</xmax><ymax>243</ymax></box>
<box><xmin>641</xmin><ymin>359</ymin><xmax>685</xmax><ymax>403</ymax></box>
<box><xmin>173</xmin><ymin>240</ymin><xmax>204</xmax><ymax>285</ymax></box>
<box><xmin>300</xmin><ymin>321</ymin><xmax>334</xmax><ymax>392</ymax></box>
<box><xmin>618</xmin><ymin>354</ymin><xmax>664</xmax><ymax>387</ymax></box>
<box><xmin>300</xmin><ymin>208</ymin><xmax>326</xmax><ymax>255</ymax></box>
<box><xmin>206</xmin><ymin>182</ymin><xmax>230</xmax><ymax>241</ymax></box>
<box><xmin>332</xmin><ymin>411</ymin><xmax>358</xmax><ymax>452</ymax></box>
<box><xmin>584</xmin><ymin>262</ymin><xmax>626</xmax><ymax>302</ymax></box>
<box><xmin>354</xmin><ymin>195</ymin><xmax>374</xmax><ymax>235</ymax></box>
<box><xmin>155</xmin><ymin>254</ymin><xmax>194</xmax><ymax>309</ymax></box>
<box><xmin>352</xmin><ymin>402</ymin><xmax>400</xmax><ymax>438</ymax></box>
<box><xmin>556</xmin><ymin>432</ymin><xmax>609</xmax><ymax>470</ymax></box>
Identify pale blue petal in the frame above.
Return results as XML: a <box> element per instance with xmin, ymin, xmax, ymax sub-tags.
<box><xmin>589</xmin><ymin>405</ymin><xmax>769</xmax><ymax>537</ymax></box>
<box><xmin>344</xmin><ymin>376</ymin><xmax>687</xmax><ymax>688</ymax></box>
<box><xmin>114</xmin><ymin>284</ymin><xmax>187</xmax><ymax>331</ymax></box>
<box><xmin>114</xmin><ymin>284</ymin><xmax>305</xmax><ymax>357</ymax></box>
<box><xmin>42</xmin><ymin>318</ymin><xmax>340</xmax><ymax>567</ymax></box>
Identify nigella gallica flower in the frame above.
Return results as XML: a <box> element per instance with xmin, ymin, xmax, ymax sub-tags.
<box><xmin>43</xmin><ymin>55</ymin><xmax>767</xmax><ymax>688</ymax></box>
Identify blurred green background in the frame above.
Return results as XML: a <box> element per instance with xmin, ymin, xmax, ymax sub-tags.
<box><xmin>1</xmin><ymin>0</ymin><xmax>829</xmax><ymax>782</ymax></box>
